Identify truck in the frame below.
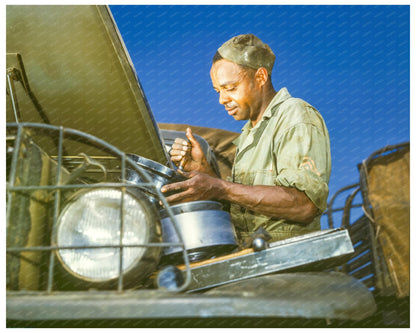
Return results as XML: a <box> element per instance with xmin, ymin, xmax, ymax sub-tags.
<box><xmin>5</xmin><ymin>5</ymin><xmax>410</xmax><ymax>328</ymax></box>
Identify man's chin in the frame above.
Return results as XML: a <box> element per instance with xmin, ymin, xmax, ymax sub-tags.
<box><xmin>231</xmin><ymin>114</ymin><xmax>246</xmax><ymax>121</ymax></box>
<box><xmin>227</xmin><ymin>109</ymin><xmax>246</xmax><ymax>121</ymax></box>
<box><xmin>228</xmin><ymin>111</ymin><xmax>240</xmax><ymax>120</ymax></box>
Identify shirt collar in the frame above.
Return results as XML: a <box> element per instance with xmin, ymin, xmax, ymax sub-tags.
<box><xmin>242</xmin><ymin>87</ymin><xmax>291</xmax><ymax>133</ymax></box>
<box><xmin>262</xmin><ymin>87</ymin><xmax>292</xmax><ymax>120</ymax></box>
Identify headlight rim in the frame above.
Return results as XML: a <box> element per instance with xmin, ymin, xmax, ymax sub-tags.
<box><xmin>54</xmin><ymin>186</ymin><xmax>162</xmax><ymax>289</ymax></box>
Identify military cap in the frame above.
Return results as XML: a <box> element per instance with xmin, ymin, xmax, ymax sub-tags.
<box><xmin>218</xmin><ymin>34</ymin><xmax>275</xmax><ymax>74</ymax></box>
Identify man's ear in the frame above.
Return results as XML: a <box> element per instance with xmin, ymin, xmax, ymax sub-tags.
<box><xmin>255</xmin><ymin>67</ymin><xmax>269</xmax><ymax>86</ymax></box>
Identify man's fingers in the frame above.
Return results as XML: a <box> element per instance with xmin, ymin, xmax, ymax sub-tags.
<box><xmin>163</xmin><ymin>191</ymin><xmax>189</xmax><ymax>204</ymax></box>
<box><xmin>171</xmin><ymin>142</ymin><xmax>190</xmax><ymax>151</ymax></box>
<box><xmin>170</xmin><ymin>155</ymin><xmax>183</xmax><ymax>163</ymax></box>
<box><xmin>161</xmin><ymin>173</ymin><xmax>192</xmax><ymax>192</ymax></box>
<box><xmin>161</xmin><ymin>180</ymin><xmax>186</xmax><ymax>194</ymax></box>
<box><xmin>174</xmin><ymin>138</ymin><xmax>189</xmax><ymax>146</ymax></box>
<box><xmin>161</xmin><ymin>181</ymin><xmax>193</xmax><ymax>204</ymax></box>
<box><xmin>170</xmin><ymin>148</ymin><xmax>187</xmax><ymax>157</ymax></box>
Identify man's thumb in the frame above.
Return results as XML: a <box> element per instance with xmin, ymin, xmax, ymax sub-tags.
<box><xmin>186</xmin><ymin>127</ymin><xmax>199</xmax><ymax>147</ymax></box>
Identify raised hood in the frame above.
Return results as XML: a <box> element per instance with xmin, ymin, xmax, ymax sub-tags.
<box><xmin>6</xmin><ymin>5</ymin><xmax>169</xmax><ymax>165</ymax></box>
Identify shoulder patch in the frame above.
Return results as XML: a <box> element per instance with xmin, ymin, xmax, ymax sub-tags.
<box><xmin>300</xmin><ymin>156</ymin><xmax>321</xmax><ymax>176</ymax></box>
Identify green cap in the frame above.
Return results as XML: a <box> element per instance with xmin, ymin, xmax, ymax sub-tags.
<box><xmin>218</xmin><ymin>34</ymin><xmax>275</xmax><ymax>74</ymax></box>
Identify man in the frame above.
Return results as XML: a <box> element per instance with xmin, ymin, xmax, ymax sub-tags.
<box><xmin>161</xmin><ymin>34</ymin><xmax>331</xmax><ymax>245</ymax></box>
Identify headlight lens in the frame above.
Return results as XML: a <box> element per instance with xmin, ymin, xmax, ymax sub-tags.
<box><xmin>56</xmin><ymin>188</ymin><xmax>152</xmax><ymax>282</ymax></box>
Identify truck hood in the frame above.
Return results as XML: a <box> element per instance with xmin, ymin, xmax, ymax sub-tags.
<box><xmin>6</xmin><ymin>5</ymin><xmax>169</xmax><ymax>165</ymax></box>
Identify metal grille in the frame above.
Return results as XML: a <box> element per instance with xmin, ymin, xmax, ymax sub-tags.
<box><xmin>325</xmin><ymin>142</ymin><xmax>410</xmax><ymax>295</ymax></box>
<box><xmin>6</xmin><ymin>122</ymin><xmax>193</xmax><ymax>294</ymax></box>
<box><xmin>325</xmin><ymin>182</ymin><xmax>379</xmax><ymax>291</ymax></box>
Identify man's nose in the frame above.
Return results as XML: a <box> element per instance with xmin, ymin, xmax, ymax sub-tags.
<box><xmin>219</xmin><ymin>90</ymin><xmax>230</xmax><ymax>105</ymax></box>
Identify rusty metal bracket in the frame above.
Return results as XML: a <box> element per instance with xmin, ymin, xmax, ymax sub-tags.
<box><xmin>179</xmin><ymin>228</ymin><xmax>354</xmax><ymax>292</ymax></box>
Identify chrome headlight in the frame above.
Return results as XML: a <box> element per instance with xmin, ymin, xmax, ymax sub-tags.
<box><xmin>55</xmin><ymin>188</ymin><xmax>161</xmax><ymax>287</ymax></box>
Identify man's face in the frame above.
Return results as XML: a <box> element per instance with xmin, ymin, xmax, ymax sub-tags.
<box><xmin>210</xmin><ymin>60</ymin><xmax>261</xmax><ymax>122</ymax></box>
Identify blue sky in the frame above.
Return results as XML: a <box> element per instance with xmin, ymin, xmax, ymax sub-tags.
<box><xmin>111</xmin><ymin>5</ymin><xmax>410</xmax><ymax>228</ymax></box>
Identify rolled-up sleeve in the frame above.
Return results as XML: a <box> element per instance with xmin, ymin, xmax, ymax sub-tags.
<box><xmin>274</xmin><ymin>123</ymin><xmax>330</xmax><ymax>213</ymax></box>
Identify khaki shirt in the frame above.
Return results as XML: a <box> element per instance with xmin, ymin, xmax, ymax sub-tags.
<box><xmin>227</xmin><ymin>87</ymin><xmax>331</xmax><ymax>243</ymax></box>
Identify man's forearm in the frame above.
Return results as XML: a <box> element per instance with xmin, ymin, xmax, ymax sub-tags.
<box><xmin>217</xmin><ymin>180</ymin><xmax>318</xmax><ymax>223</ymax></box>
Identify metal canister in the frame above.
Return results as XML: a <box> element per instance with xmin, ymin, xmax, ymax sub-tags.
<box><xmin>160</xmin><ymin>201</ymin><xmax>238</xmax><ymax>264</ymax></box>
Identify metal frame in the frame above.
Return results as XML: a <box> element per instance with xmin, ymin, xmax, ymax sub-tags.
<box><xmin>326</xmin><ymin>142</ymin><xmax>410</xmax><ymax>296</ymax></box>
<box><xmin>6</xmin><ymin>122</ymin><xmax>193</xmax><ymax>293</ymax></box>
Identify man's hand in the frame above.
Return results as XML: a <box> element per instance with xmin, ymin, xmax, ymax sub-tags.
<box><xmin>169</xmin><ymin>128</ymin><xmax>216</xmax><ymax>176</ymax></box>
<box><xmin>161</xmin><ymin>171</ymin><xmax>223</xmax><ymax>205</ymax></box>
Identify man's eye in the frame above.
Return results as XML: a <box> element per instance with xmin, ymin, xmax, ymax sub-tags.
<box><xmin>225</xmin><ymin>87</ymin><xmax>236</xmax><ymax>91</ymax></box>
